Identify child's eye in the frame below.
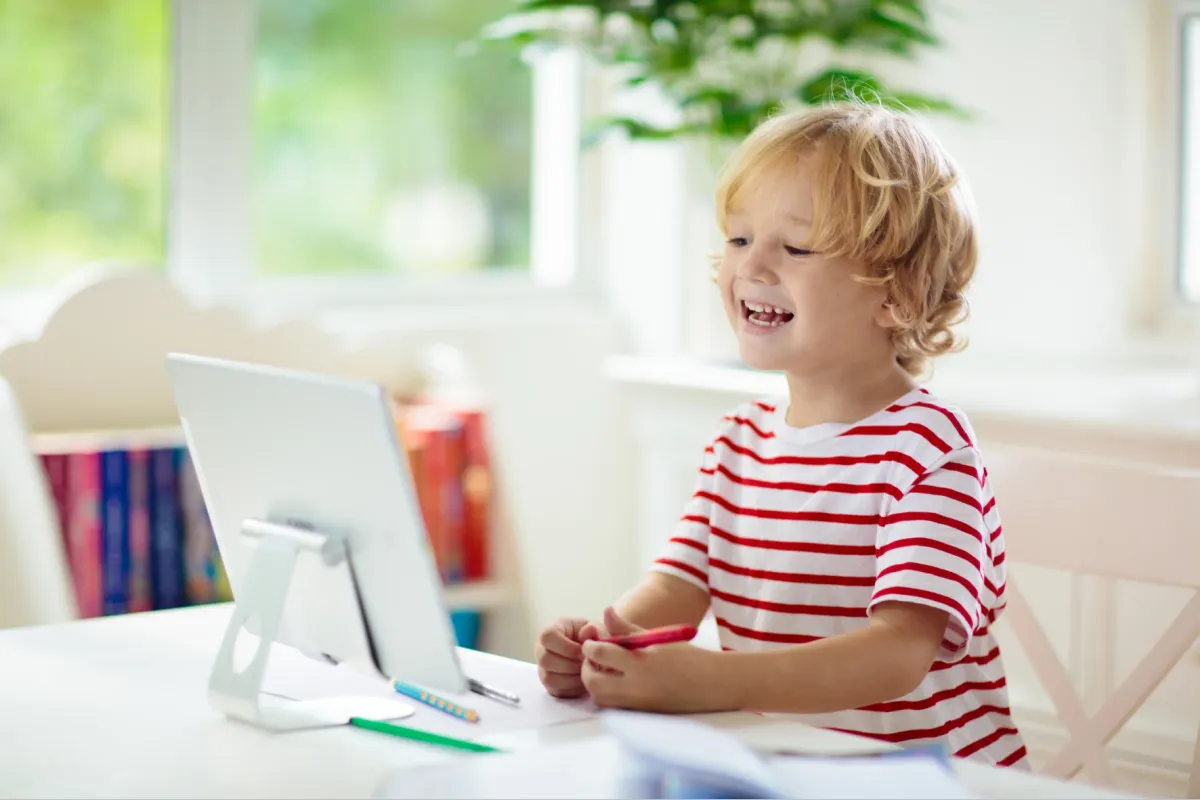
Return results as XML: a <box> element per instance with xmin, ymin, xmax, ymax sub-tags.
<box><xmin>726</xmin><ymin>237</ymin><xmax>749</xmax><ymax>247</ymax></box>
<box><xmin>785</xmin><ymin>245</ymin><xmax>813</xmax><ymax>257</ymax></box>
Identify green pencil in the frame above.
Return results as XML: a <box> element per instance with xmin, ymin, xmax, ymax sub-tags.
<box><xmin>348</xmin><ymin>716</ymin><xmax>505</xmax><ymax>754</ymax></box>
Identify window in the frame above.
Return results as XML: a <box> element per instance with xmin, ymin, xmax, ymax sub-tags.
<box><xmin>0</xmin><ymin>0</ymin><xmax>167</xmax><ymax>287</ymax></box>
<box><xmin>0</xmin><ymin>0</ymin><xmax>582</xmax><ymax>318</ymax></box>
<box><xmin>1179</xmin><ymin>10</ymin><xmax>1200</xmax><ymax>302</ymax></box>
<box><xmin>252</xmin><ymin>0</ymin><xmax>533</xmax><ymax>277</ymax></box>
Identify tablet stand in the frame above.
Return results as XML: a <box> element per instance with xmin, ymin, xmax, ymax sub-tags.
<box><xmin>207</xmin><ymin>518</ymin><xmax>414</xmax><ymax>732</ymax></box>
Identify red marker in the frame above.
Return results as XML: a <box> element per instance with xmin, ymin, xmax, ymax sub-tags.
<box><xmin>599</xmin><ymin>624</ymin><xmax>697</xmax><ymax>650</ymax></box>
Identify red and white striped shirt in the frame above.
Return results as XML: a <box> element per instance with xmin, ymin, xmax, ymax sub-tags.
<box><xmin>651</xmin><ymin>388</ymin><xmax>1028</xmax><ymax>768</ymax></box>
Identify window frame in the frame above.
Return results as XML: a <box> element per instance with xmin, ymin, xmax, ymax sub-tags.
<box><xmin>0</xmin><ymin>0</ymin><xmax>592</xmax><ymax>338</ymax></box>
<box><xmin>1174</xmin><ymin>1</ymin><xmax>1200</xmax><ymax>306</ymax></box>
<box><xmin>1086</xmin><ymin>0</ymin><xmax>1195</xmax><ymax>348</ymax></box>
<box><xmin>170</xmin><ymin>0</ymin><xmax>590</xmax><ymax>311</ymax></box>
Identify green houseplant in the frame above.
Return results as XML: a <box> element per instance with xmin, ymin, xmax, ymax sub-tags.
<box><xmin>487</xmin><ymin>0</ymin><xmax>962</xmax><ymax>142</ymax></box>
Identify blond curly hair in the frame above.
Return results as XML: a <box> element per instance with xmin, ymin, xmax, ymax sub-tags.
<box><xmin>715</xmin><ymin>102</ymin><xmax>978</xmax><ymax>378</ymax></box>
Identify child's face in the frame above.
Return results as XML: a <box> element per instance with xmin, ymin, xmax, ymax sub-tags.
<box><xmin>716</xmin><ymin>157</ymin><xmax>896</xmax><ymax>376</ymax></box>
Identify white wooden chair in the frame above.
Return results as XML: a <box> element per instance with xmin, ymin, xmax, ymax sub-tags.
<box><xmin>986</xmin><ymin>445</ymin><xmax>1200</xmax><ymax>796</ymax></box>
<box><xmin>0</xmin><ymin>374</ymin><xmax>76</xmax><ymax>628</ymax></box>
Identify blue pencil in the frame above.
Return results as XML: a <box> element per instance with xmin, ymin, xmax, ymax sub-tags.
<box><xmin>393</xmin><ymin>680</ymin><xmax>481</xmax><ymax>724</ymax></box>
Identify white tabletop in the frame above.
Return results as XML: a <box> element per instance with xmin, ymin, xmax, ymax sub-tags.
<box><xmin>0</xmin><ymin>605</ymin><xmax>1132</xmax><ymax>799</ymax></box>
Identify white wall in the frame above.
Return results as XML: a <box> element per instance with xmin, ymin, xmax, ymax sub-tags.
<box><xmin>885</xmin><ymin>0</ymin><xmax>1171</xmax><ymax>366</ymax></box>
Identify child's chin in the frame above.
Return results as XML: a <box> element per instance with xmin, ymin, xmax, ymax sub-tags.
<box><xmin>737</xmin><ymin>343</ymin><xmax>791</xmax><ymax>372</ymax></box>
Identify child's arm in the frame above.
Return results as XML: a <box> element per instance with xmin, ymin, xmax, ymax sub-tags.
<box><xmin>580</xmin><ymin>601</ymin><xmax>948</xmax><ymax>713</ymax></box>
<box><xmin>718</xmin><ymin>601</ymin><xmax>948</xmax><ymax>713</ymax></box>
<box><xmin>613</xmin><ymin>572</ymin><xmax>709</xmax><ymax>631</ymax></box>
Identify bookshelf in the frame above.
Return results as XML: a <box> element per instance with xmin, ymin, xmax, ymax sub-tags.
<box><xmin>0</xmin><ymin>266</ymin><xmax>531</xmax><ymax>655</ymax></box>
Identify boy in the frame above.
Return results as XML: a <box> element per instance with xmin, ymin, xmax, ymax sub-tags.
<box><xmin>536</xmin><ymin>103</ymin><xmax>1027</xmax><ymax>768</ymax></box>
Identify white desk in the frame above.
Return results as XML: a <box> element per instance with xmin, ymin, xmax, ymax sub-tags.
<box><xmin>0</xmin><ymin>605</ymin><xmax>1132</xmax><ymax>799</ymax></box>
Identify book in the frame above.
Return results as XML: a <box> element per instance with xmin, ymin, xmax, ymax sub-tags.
<box><xmin>456</xmin><ymin>407</ymin><xmax>492</xmax><ymax>581</ymax></box>
<box><xmin>126</xmin><ymin>448</ymin><xmax>152</xmax><ymax>613</ymax></box>
<box><xmin>149</xmin><ymin>447</ymin><xmax>185</xmax><ymax>610</ymax></box>
<box><xmin>211</xmin><ymin>541</ymin><xmax>232</xmax><ymax>602</ymax></box>
<box><xmin>66</xmin><ymin>452</ymin><xmax>103</xmax><ymax>618</ymax></box>
<box><xmin>39</xmin><ymin>454</ymin><xmax>70</xmax><ymax>539</ymax></box>
<box><xmin>396</xmin><ymin>404</ymin><xmax>472</xmax><ymax>584</ymax></box>
<box><xmin>397</xmin><ymin>421</ymin><xmax>440</xmax><ymax>575</ymax></box>
<box><xmin>437</xmin><ymin>417</ymin><xmax>466</xmax><ymax>584</ymax></box>
<box><xmin>100</xmin><ymin>449</ymin><xmax>129</xmax><ymax>615</ymax></box>
<box><xmin>178</xmin><ymin>451</ymin><xmax>215</xmax><ymax>604</ymax></box>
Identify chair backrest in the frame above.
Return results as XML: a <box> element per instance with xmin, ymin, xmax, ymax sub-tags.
<box><xmin>985</xmin><ymin>445</ymin><xmax>1200</xmax><ymax>796</ymax></box>
<box><xmin>0</xmin><ymin>375</ymin><xmax>77</xmax><ymax>628</ymax></box>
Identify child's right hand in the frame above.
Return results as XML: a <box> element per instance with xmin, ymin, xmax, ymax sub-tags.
<box><xmin>537</xmin><ymin>609</ymin><xmax>648</xmax><ymax>697</ymax></box>
<box><xmin>535</xmin><ymin>617</ymin><xmax>594</xmax><ymax>698</ymax></box>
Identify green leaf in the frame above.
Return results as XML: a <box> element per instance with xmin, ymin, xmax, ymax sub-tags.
<box><xmin>886</xmin><ymin>91</ymin><xmax>971</xmax><ymax>120</ymax></box>
<box><xmin>582</xmin><ymin>114</ymin><xmax>682</xmax><ymax>144</ymax></box>
<box><xmin>865</xmin><ymin>8</ymin><xmax>939</xmax><ymax>47</ymax></box>
<box><xmin>797</xmin><ymin>68</ymin><xmax>884</xmax><ymax>105</ymax></box>
<box><xmin>483</xmin><ymin>0</ymin><xmax>965</xmax><ymax>144</ymax></box>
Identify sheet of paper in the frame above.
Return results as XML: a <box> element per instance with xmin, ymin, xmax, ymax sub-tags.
<box><xmin>261</xmin><ymin>645</ymin><xmax>596</xmax><ymax>740</ymax></box>
<box><xmin>602</xmin><ymin>709</ymin><xmax>788</xmax><ymax>798</ymax></box>
<box><xmin>769</xmin><ymin>754</ymin><xmax>978</xmax><ymax>800</ymax></box>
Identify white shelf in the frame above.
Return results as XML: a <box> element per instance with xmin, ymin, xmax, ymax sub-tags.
<box><xmin>605</xmin><ymin>354</ymin><xmax>786</xmax><ymax>399</ymax></box>
<box><xmin>31</xmin><ymin>426</ymin><xmax>186</xmax><ymax>455</ymax></box>
<box><xmin>443</xmin><ymin>579</ymin><xmax>515</xmax><ymax>611</ymax></box>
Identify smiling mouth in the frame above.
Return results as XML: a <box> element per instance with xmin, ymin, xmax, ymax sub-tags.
<box><xmin>741</xmin><ymin>300</ymin><xmax>795</xmax><ymax>328</ymax></box>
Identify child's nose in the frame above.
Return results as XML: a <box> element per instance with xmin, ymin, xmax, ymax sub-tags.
<box><xmin>738</xmin><ymin>247</ymin><xmax>778</xmax><ymax>283</ymax></box>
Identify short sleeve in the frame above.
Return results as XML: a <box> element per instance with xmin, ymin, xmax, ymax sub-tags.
<box><xmin>871</xmin><ymin>447</ymin><xmax>994</xmax><ymax>662</ymax></box>
<box><xmin>647</xmin><ymin>438</ymin><xmax>720</xmax><ymax>594</ymax></box>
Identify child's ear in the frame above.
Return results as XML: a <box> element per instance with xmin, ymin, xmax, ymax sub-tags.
<box><xmin>873</xmin><ymin>295</ymin><xmax>901</xmax><ymax>329</ymax></box>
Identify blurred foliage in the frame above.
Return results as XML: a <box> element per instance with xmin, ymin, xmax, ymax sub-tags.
<box><xmin>486</xmin><ymin>0</ymin><xmax>963</xmax><ymax>142</ymax></box>
<box><xmin>0</xmin><ymin>0</ymin><xmax>166</xmax><ymax>286</ymax></box>
<box><xmin>254</xmin><ymin>0</ymin><xmax>533</xmax><ymax>275</ymax></box>
<box><xmin>0</xmin><ymin>0</ymin><xmax>533</xmax><ymax>286</ymax></box>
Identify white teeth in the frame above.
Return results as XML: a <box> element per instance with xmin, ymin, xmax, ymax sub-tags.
<box><xmin>747</xmin><ymin>316</ymin><xmax>789</xmax><ymax>328</ymax></box>
<box><xmin>743</xmin><ymin>300</ymin><xmax>790</xmax><ymax>315</ymax></box>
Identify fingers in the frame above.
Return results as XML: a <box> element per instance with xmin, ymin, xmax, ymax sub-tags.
<box><xmin>603</xmin><ymin>606</ymin><xmax>640</xmax><ymax>636</ymax></box>
<box><xmin>539</xmin><ymin>666</ymin><xmax>586</xmax><ymax>698</ymax></box>
<box><xmin>578</xmin><ymin>621</ymin><xmax>603</xmax><ymax>642</ymax></box>
<box><xmin>538</xmin><ymin>619</ymin><xmax>586</xmax><ymax>661</ymax></box>
<box><xmin>539</xmin><ymin>651</ymin><xmax>583</xmax><ymax>675</ymax></box>
<box><xmin>582</xmin><ymin>640</ymin><xmax>635</xmax><ymax>673</ymax></box>
<box><xmin>580</xmin><ymin>660</ymin><xmax>618</xmax><ymax>704</ymax></box>
<box><xmin>582</xmin><ymin>659</ymin><xmax>643</xmax><ymax>709</ymax></box>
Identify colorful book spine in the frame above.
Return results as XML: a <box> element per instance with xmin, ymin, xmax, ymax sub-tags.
<box><xmin>40</xmin><ymin>454</ymin><xmax>70</xmax><ymax>536</ymax></box>
<box><xmin>457</xmin><ymin>409</ymin><xmax>492</xmax><ymax>581</ymax></box>
<box><xmin>178</xmin><ymin>451</ymin><xmax>215</xmax><ymax>604</ymax></box>
<box><xmin>439</xmin><ymin>419</ymin><xmax>466</xmax><ymax>584</ymax></box>
<box><xmin>67</xmin><ymin>452</ymin><xmax>103</xmax><ymax>618</ymax></box>
<box><xmin>211</xmin><ymin>540</ymin><xmax>232</xmax><ymax>602</ymax></box>
<box><xmin>39</xmin><ymin>454</ymin><xmax>75</xmax><ymax>613</ymax></box>
<box><xmin>149</xmin><ymin>447</ymin><xmax>185</xmax><ymax>610</ymax></box>
<box><xmin>391</xmin><ymin>399</ymin><xmax>495</xmax><ymax>584</ymax></box>
<box><xmin>126</xmin><ymin>449</ymin><xmax>152</xmax><ymax>613</ymax></box>
<box><xmin>401</xmin><ymin>425</ymin><xmax>439</xmax><ymax>574</ymax></box>
<box><xmin>100</xmin><ymin>450</ymin><xmax>129</xmax><ymax>615</ymax></box>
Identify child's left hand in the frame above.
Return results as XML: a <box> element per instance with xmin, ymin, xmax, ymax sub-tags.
<box><xmin>579</xmin><ymin>638</ymin><xmax>731</xmax><ymax>714</ymax></box>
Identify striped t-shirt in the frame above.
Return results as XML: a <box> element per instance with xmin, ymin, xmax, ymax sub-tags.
<box><xmin>651</xmin><ymin>388</ymin><xmax>1028</xmax><ymax>768</ymax></box>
